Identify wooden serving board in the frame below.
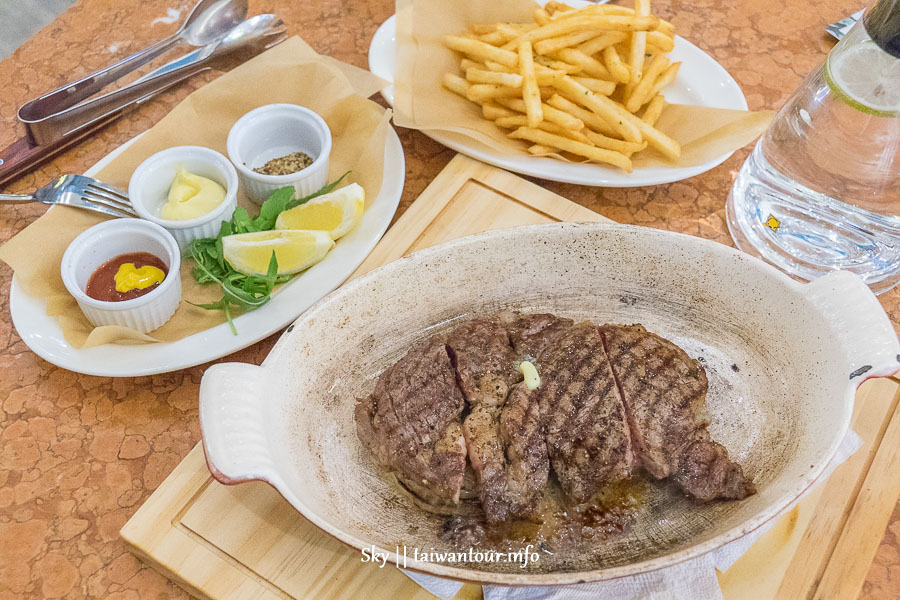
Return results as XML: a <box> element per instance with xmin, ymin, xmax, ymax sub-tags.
<box><xmin>121</xmin><ymin>155</ymin><xmax>900</xmax><ymax>600</ymax></box>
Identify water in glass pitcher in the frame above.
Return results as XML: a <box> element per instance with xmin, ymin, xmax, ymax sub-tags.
<box><xmin>727</xmin><ymin>14</ymin><xmax>900</xmax><ymax>293</ymax></box>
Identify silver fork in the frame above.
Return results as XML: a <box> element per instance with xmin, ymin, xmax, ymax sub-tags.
<box><xmin>0</xmin><ymin>175</ymin><xmax>136</xmax><ymax>219</ymax></box>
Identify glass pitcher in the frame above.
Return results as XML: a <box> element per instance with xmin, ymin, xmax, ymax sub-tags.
<box><xmin>726</xmin><ymin>0</ymin><xmax>900</xmax><ymax>293</ymax></box>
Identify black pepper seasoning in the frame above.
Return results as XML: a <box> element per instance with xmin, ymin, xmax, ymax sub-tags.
<box><xmin>253</xmin><ymin>151</ymin><xmax>314</xmax><ymax>176</ymax></box>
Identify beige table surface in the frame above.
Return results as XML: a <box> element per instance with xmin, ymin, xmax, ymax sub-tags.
<box><xmin>0</xmin><ymin>1</ymin><xmax>898</xmax><ymax>599</ymax></box>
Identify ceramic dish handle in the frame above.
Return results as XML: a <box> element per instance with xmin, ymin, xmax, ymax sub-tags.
<box><xmin>199</xmin><ymin>362</ymin><xmax>280</xmax><ymax>485</ymax></box>
<box><xmin>803</xmin><ymin>270</ymin><xmax>900</xmax><ymax>381</ymax></box>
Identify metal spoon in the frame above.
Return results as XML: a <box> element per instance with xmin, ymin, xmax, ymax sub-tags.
<box><xmin>39</xmin><ymin>15</ymin><xmax>287</xmax><ymax>142</ymax></box>
<box><xmin>0</xmin><ymin>11</ymin><xmax>281</xmax><ymax>188</ymax></box>
<box><xmin>142</xmin><ymin>14</ymin><xmax>287</xmax><ymax>79</ymax></box>
<box><xmin>17</xmin><ymin>0</ymin><xmax>249</xmax><ymax>132</ymax></box>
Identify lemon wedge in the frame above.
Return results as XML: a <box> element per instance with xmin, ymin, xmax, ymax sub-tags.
<box><xmin>222</xmin><ymin>230</ymin><xmax>334</xmax><ymax>276</ymax></box>
<box><xmin>275</xmin><ymin>183</ymin><xmax>365</xmax><ymax>240</ymax></box>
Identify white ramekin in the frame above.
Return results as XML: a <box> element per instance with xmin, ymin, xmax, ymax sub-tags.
<box><xmin>129</xmin><ymin>146</ymin><xmax>238</xmax><ymax>250</ymax></box>
<box><xmin>61</xmin><ymin>219</ymin><xmax>182</xmax><ymax>333</ymax></box>
<box><xmin>226</xmin><ymin>103</ymin><xmax>332</xmax><ymax>205</ymax></box>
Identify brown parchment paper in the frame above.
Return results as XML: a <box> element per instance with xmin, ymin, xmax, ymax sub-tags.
<box><xmin>0</xmin><ymin>36</ymin><xmax>392</xmax><ymax>349</ymax></box>
<box><xmin>393</xmin><ymin>0</ymin><xmax>773</xmax><ymax>169</ymax></box>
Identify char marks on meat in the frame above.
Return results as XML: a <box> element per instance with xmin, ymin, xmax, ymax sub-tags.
<box><xmin>447</xmin><ymin>319</ymin><xmax>520</xmax><ymax>409</ymax></box>
<box><xmin>599</xmin><ymin>324</ymin><xmax>755</xmax><ymax>500</ymax></box>
<box><xmin>355</xmin><ymin>313</ymin><xmax>756</xmax><ymax>524</ymax></box>
<box><xmin>354</xmin><ymin>337</ymin><xmax>467</xmax><ymax>507</ymax></box>
<box><xmin>674</xmin><ymin>430</ymin><xmax>757</xmax><ymax>500</ymax></box>
<box><xmin>539</xmin><ymin>323</ymin><xmax>634</xmax><ymax>503</ymax></box>
<box><xmin>447</xmin><ymin>319</ymin><xmax>547</xmax><ymax>523</ymax></box>
<box><xmin>499</xmin><ymin>312</ymin><xmax>575</xmax><ymax>358</ymax></box>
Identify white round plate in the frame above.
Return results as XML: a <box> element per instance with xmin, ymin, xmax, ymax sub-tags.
<box><xmin>9</xmin><ymin>128</ymin><xmax>406</xmax><ymax>377</ymax></box>
<box><xmin>368</xmin><ymin>12</ymin><xmax>748</xmax><ymax>187</ymax></box>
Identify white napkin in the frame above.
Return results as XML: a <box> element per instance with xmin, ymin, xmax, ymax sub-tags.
<box><xmin>402</xmin><ymin>429</ymin><xmax>862</xmax><ymax>600</ymax></box>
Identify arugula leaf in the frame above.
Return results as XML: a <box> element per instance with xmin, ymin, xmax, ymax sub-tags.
<box><xmin>284</xmin><ymin>171</ymin><xmax>349</xmax><ymax>212</ymax></box>
<box><xmin>231</xmin><ymin>207</ymin><xmax>253</xmax><ymax>234</ymax></box>
<box><xmin>185</xmin><ymin>175</ymin><xmax>352</xmax><ymax>334</ymax></box>
<box><xmin>251</xmin><ymin>186</ymin><xmax>294</xmax><ymax>231</ymax></box>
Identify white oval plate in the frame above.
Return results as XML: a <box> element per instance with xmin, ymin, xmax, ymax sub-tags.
<box><xmin>368</xmin><ymin>11</ymin><xmax>748</xmax><ymax>187</ymax></box>
<box><xmin>9</xmin><ymin>128</ymin><xmax>405</xmax><ymax>377</ymax></box>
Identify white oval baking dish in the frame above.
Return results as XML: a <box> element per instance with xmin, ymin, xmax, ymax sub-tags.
<box><xmin>198</xmin><ymin>222</ymin><xmax>900</xmax><ymax>585</ymax></box>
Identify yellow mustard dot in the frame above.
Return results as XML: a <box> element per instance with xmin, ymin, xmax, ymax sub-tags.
<box><xmin>114</xmin><ymin>263</ymin><xmax>165</xmax><ymax>293</ymax></box>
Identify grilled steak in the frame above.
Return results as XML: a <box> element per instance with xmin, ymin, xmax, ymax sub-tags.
<box><xmin>539</xmin><ymin>322</ymin><xmax>634</xmax><ymax>503</ymax></box>
<box><xmin>354</xmin><ymin>337</ymin><xmax>467</xmax><ymax>506</ymax></box>
<box><xmin>499</xmin><ymin>312</ymin><xmax>575</xmax><ymax>358</ymax></box>
<box><xmin>674</xmin><ymin>430</ymin><xmax>757</xmax><ymax>500</ymax></box>
<box><xmin>447</xmin><ymin>319</ymin><xmax>520</xmax><ymax>409</ymax></box>
<box><xmin>497</xmin><ymin>383</ymin><xmax>550</xmax><ymax>518</ymax></box>
<box><xmin>600</xmin><ymin>324</ymin><xmax>754</xmax><ymax>500</ymax></box>
<box><xmin>355</xmin><ymin>313</ymin><xmax>755</xmax><ymax>524</ymax></box>
<box><xmin>448</xmin><ymin>319</ymin><xmax>547</xmax><ymax>522</ymax></box>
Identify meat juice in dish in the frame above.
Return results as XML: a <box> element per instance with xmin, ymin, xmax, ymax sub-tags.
<box><xmin>85</xmin><ymin>252</ymin><xmax>168</xmax><ymax>302</ymax></box>
<box><xmin>355</xmin><ymin>312</ymin><xmax>755</xmax><ymax>552</ymax></box>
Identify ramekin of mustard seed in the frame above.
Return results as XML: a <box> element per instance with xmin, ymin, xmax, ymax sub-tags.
<box><xmin>252</xmin><ymin>151</ymin><xmax>314</xmax><ymax>176</ymax></box>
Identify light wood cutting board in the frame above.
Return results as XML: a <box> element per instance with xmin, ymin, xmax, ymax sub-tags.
<box><xmin>121</xmin><ymin>155</ymin><xmax>900</xmax><ymax>600</ymax></box>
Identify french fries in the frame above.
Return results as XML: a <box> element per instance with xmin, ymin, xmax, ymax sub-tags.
<box><xmin>518</xmin><ymin>40</ymin><xmax>543</xmax><ymax>127</ymax></box>
<box><xmin>510</xmin><ymin>127</ymin><xmax>633</xmax><ymax>172</ymax></box>
<box><xmin>441</xmin><ymin>0</ymin><xmax>683</xmax><ymax>170</ymax></box>
<box><xmin>625</xmin><ymin>53</ymin><xmax>670</xmax><ymax>112</ymax></box>
<box><xmin>641</xmin><ymin>94</ymin><xmax>666</xmax><ymax>126</ymax></box>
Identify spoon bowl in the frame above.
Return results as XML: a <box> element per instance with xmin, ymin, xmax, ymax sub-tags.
<box><xmin>179</xmin><ymin>0</ymin><xmax>249</xmax><ymax>47</ymax></box>
<box><xmin>215</xmin><ymin>14</ymin><xmax>285</xmax><ymax>53</ymax></box>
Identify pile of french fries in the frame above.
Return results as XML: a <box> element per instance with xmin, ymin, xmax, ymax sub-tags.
<box><xmin>442</xmin><ymin>0</ymin><xmax>681</xmax><ymax>172</ymax></box>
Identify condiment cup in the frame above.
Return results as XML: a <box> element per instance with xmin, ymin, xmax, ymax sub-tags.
<box><xmin>61</xmin><ymin>219</ymin><xmax>182</xmax><ymax>333</ymax></box>
<box><xmin>129</xmin><ymin>146</ymin><xmax>239</xmax><ymax>250</ymax></box>
<box><xmin>226</xmin><ymin>103</ymin><xmax>332</xmax><ymax>205</ymax></box>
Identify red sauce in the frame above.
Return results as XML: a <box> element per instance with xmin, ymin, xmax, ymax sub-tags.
<box><xmin>85</xmin><ymin>252</ymin><xmax>168</xmax><ymax>302</ymax></box>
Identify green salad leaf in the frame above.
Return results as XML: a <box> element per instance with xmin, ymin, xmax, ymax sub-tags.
<box><xmin>186</xmin><ymin>173</ymin><xmax>350</xmax><ymax>335</ymax></box>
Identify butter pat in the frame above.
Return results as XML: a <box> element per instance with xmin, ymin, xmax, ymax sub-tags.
<box><xmin>161</xmin><ymin>167</ymin><xmax>226</xmax><ymax>221</ymax></box>
<box><xmin>519</xmin><ymin>361</ymin><xmax>541</xmax><ymax>390</ymax></box>
<box><xmin>114</xmin><ymin>263</ymin><xmax>165</xmax><ymax>293</ymax></box>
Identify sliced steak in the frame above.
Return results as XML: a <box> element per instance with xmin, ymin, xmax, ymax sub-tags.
<box><xmin>354</xmin><ymin>337</ymin><xmax>467</xmax><ymax>507</ymax></box>
<box><xmin>539</xmin><ymin>322</ymin><xmax>634</xmax><ymax>503</ymax></box>
<box><xmin>448</xmin><ymin>319</ymin><xmax>548</xmax><ymax>522</ymax></box>
<box><xmin>674</xmin><ymin>431</ymin><xmax>757</xmax><ymax>500</ymax></box>
<box><xmin>447</xmin><ymin>319</ymin><xmax>520</xmax><ymax>409</ymax></box>
<box><xmin>599</xmin><ymin>324</ymin><xmax>754</xmax><ymax>500</ymax></box>
<box><xmin>499</xmin><ymin>383</ymin><xmax>550</xmax><ymax>511</ymax></box>
<box><xmin>499</xmin><ymin>312</ymin><xmax>575</xmax><ymax>358</ymax></box>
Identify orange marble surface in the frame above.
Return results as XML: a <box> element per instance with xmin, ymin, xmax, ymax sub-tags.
<box><xmin>0</xmin><ymin>1</ymin><xmax>898</xmax><ymax>599</ymax></box>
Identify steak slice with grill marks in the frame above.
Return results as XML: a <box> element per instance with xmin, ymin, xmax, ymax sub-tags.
<box><xmin>599</xmin><ymin>324</ymin><xmax>755</xmax><ymax>500</ymax></box>
<box><xmin>499</xmin><ymin>312</ymin><xmax>575</xmax><ymax>358</ymax></box>
<box><xmin>354</xmin><ymin>337</ymin><xmax>467</xmax><ymax>507</ymax></box>
<box><xmin>447</xmin><ymin>319</ymin><xmax>520</xmax><ymax>410</ymax></box>
<box><xmin>448</xmin><ymin>319</ymin><xmax>549</xmax><ymax>523</ymax></box>
<box><xmin>539</xmin><ymin>322</ymin><xmax>635</xmax><ymax>504</ymax></box>
<box><xmin>674</xmin><ymin>430</ymin><xmax>757</xmax><ymax>500</ymax></box>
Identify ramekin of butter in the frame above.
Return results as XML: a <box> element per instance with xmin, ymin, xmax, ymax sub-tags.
<box><xmin>61</xmin><ymin>219</ymin><xmax>182</xmax><ymax>333</ymax></box>
<box><xmin>129</xmin><ymin>146</ymin><xmax>239</xmax><ymax>249</ymax></box>
<box><xmin>226</xmin><ymin>103</ymin><xmax>332</xmax><ymax>205</ymax></box>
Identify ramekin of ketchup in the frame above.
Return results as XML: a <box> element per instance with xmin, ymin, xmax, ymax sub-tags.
<box><xmin>61</xmin><ymin>219</ymin><xmax>182</xmax><ymax>333</ymax></box>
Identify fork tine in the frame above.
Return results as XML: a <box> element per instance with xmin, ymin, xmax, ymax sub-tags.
<box><xmin>86</xmin><ymin>181</ymin><xmax>130</xmax><ymax>204</ymax></box>
<box><xmin>65</xmin><ymin>197</ymin><xmax>135</xmax><ymax>219</ymax></box>
<box><xmin>81</xmin><ymin>190</ymin><xmax>138</xmax><ymax>216</ymax></box>
<box><xmin>83</xmin><ymin>186</ymin><xmax>134</xmax><ymax>212</ymax></box>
